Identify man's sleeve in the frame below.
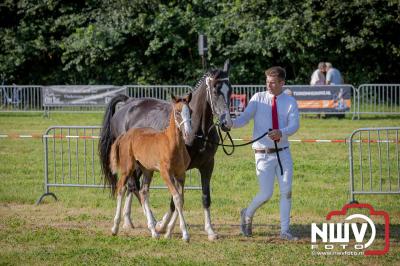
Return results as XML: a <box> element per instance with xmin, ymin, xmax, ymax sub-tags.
<box><xmin>233</xmin><ymin>94</ymin><xmax>257</xmax><ymax>128</ymax></box>
<box><xmin>280</xmin><ymin>98</ymin><xmax>300</xmax><ymax>136</ymax></box>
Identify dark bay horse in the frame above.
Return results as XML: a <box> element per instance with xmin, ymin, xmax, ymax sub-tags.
<box><xmin>110</xmin><ymin>94</ymin><xmax>193</xmax><ymax>241</ymax></box>
<box><xmin>99</xmin><ymin>59</ymin><xmax>233</xmax><ymax>240</ymax></box>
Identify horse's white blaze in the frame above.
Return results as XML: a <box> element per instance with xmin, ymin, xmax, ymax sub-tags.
<box><xmin>181</xmin><ymin>104</ymin><xmax>192</xmax><ymax>140</ymax></box>
<box><xmin>224</xmin><ymin>109</ymin><xmax>233</xmax><ymax>128</ymax></box>
<box><xmin>220</xmin><ymin>83</ymin><xmax>230</xmax><ymax>100</ymax></box>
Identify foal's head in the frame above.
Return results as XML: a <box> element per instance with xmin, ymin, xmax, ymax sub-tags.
<box><xmin>171</xmin><ymin>93</ymin><xmax>193</xmax><ymax>145</ymax></box>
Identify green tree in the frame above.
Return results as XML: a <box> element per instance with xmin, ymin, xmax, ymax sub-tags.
<box><xmin>0</xmin><ymin>0</ymin><xmax>399</xmax><ymax>85</ymax></box>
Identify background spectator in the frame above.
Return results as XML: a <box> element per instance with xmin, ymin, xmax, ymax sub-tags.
<box><xmin>325</xmin><ymin>62</ymin><xmax>343</xmax><ymax>85</ymax></box>
<box><xmin>310</xmin><ymin>62</ymin><xmax>326</xmax><ymax>85</ymax></box>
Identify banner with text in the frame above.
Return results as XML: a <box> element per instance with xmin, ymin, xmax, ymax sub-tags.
<box><xmin>43</xmin><ymin>85</ymin><xmax>125</xmax><ymax>106</ymax></box>
<box><xmin>284</xmin><ymin>85</ymin><xmax>352</xmax><ymax>113</ymax></box>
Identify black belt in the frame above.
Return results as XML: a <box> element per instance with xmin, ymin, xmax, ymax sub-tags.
<box><xmin>255</xmin><ymin>147</ymin><xmax>288</xmax><ymax>154</ymax></box>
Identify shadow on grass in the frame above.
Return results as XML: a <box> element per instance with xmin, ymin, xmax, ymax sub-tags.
<box><xmin>0</xmin><ymin>112</ymin><xmax>44</xmax><ymax>118</ymax></box>
<box><xmin>354</xmin><ymin>115</ymin><xmax>400</xmax><ymax>120</ymax></box>
<box><xmin>184</xmin><ymin>222</ymin><xmax>400</xmax><ymax>244</ymax></box>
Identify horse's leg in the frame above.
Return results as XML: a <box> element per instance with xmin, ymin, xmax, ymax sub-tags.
<box><xmin>122</xmin><ymin>171</ymin><xmax>141</xmax><ymax>229</ymax></box>
<box><xmin>112</xmin><ymin>184</ymin><xmax>127</xmax><ymax>235</ymax></box>
<box><xmin>174</xmin><ymin>177</ymin><xmax>189</xmax><ymax>242</ymax></box>
<box><xmin>164</xmin><ymin>210</ymin><xmax>178</xmax><ymax>239</ymax></box>
<box><xmin>132</xmin><ymin>168</ymin><xmax>142</xmax><ymax>203</ymax></box>
<box><xmin>165</xmin><ymin>176</ymin><xmax>187</xmax><ymax>240</ymax></box>
<box><xmin>122</xmin><ymin>179</ymin><xmax>134</xmax><ymax>230</ymax></box>
<box><xmin>200</xmin><ymin>161</ymin><xmax>218</xmax><ymax>241</ymax></box>
<box><xmin>155</xmin><ymin>197</ymin><xmax>175</xmax><ymax>234</ymax></box>
<box><xmin>161</xmin><ymin>170</ymin><xmax>189</xmax><ymax>242</ymax></box>
<box><xmin>139</xmin><ymin>171</ymin><xmax>159</xmax><ymax>239</ymax></box>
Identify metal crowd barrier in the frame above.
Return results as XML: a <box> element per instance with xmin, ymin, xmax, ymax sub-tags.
<box><xmin>0</xmin><ymin>85</ymin><xmax>43</xmax><ymax>112</ymax></box>
<box><xmin>356</xmin><ymin>84</ymin><xmax>400</xmax><ymax>118</ymax></box>
<box><xmin>125</xmin><ymin>85</ymin><xmax>192</xmax><ymax>100</ymax></box>
<box><xmin>36</xmin><ymin>126</ymin><xmax>201</xmax><ymax>204</ymax></box>
<box><xmin>349</xmin><ymin>127</ymin><xmax>400</xmax><ymax>203</ymax></box>
<box><xmin>1</xmin><ymin>84</ymin><xmax>399</xmax><ymax>118</ymax></box>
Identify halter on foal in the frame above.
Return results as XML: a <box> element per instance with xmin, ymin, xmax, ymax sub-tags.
<box><xmin>109</xmin><ymin>93</ymin><xmax>192</xmax><ymax>241</ymax></box>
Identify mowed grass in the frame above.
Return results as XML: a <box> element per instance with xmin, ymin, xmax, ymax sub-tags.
<box><xmin>0</xmin><ymin>112</ymin><xmax>399</xmax><ymax>265</ymax></box>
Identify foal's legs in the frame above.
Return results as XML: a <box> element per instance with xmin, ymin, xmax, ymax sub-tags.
<box><xmin>112</xmin><ymin>178</ymin><xmax>127</xmax><ymax>235</ymax></box>
<box><xmin>162</xmin><ymin>170</ymin><xmax>189</xmax><ymax>242</ymax></box>
<box><xmin>164</xmin><ymin>177</ymin><xmax>184</xmax><ymax>238</ymax></box>
<box><xmin>122</xmin><ymin>174</ymin><xmax>141</xmax><ymax>229</ymax></box>
<box><xmin>139</xmin><ymin>171</ymin><xmax>159</xmax><ymax>238</ymax></box>
<box><xmin>164</xmin><ymin>210</ymin><xmax>178</xmax><ymax>239</ymax></box>
<box><xmin>200</xmin><ymin>161</ymin><xmax>218</xmax><ymax>241</ymax></box>
<box><xmin>155</xmin><ymin>198</ymin><xmax>175</xmax><ymax>234</ymax></box>
<box><xmin>122</xmin><ymin>189</ymin><xmax>134</xmax><ymax>229</ymax></box>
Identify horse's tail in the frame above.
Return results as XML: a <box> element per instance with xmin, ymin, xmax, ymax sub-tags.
<box><xmin>109</xmin><ymin>135</ymin><xmax>123</xmax><ymax>196</ymax></box>
<box><xmin>98</xmin><ymin>94</ymin><xmax>129</xmax><ymax>195</ymax></box>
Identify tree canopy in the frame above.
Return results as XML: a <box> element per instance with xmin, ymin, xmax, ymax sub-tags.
<box><xmin>1</xmin><ymin>0</ymin><xmax>399</xmax><ymax>86</ymax></box>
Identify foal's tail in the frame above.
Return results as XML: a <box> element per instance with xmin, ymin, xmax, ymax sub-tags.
<box><xmin>98</xmin><ymin>94</ymin><xmax>129</xmax><ymax>196</ymax></box>
<box><xmin>109</xmin><ymin>135</ymin><xmax>122</xmax><ymax>179</ymax></box>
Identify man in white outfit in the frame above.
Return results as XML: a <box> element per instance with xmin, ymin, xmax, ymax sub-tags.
<box><xmin>233</xmin><ymin>66</ymin><xmax>300</xmax><ymax>240</ymax></box>
<box><xmin>310</xmin><ymin>62</ymin><xmax>326</xmax><ymax>85</ymax></box>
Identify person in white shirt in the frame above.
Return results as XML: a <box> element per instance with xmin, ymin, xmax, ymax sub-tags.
<box><xmin>310</xmin><ymin>62</ymin><xmax>326</xmax><ymax>85</ymax></box>
<box><xmin>233</xmin><ymin>66</ymin><xmax>300</xmax><ymax>240</ymax></box>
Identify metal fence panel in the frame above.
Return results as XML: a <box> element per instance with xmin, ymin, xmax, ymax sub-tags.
<box><xmin>124</xmin><ymin>85</ymin><xmax>192</xmax><ymax>100</ymax></box>
<box><xmin>0</xmin><ymin>85</ymin><xmax>43</xmax><ymax>112</ymax></box>
<box><xmin>349</xmin><ymin>127</ymin><xmax>400</xmax><ymax>202</ymax></box>
<box><xmin>3</xmin><ymin>84</ymin><xmax>399</xmax><ymax>119</ymax></box>
<box><xmin>37</xmin><ymin>126</ymin><xmax>201</xmax><ymax>204</ymax></box>
<box><xmin>357</xmin><ymin>84</ymin><xmax>400</xmax><ymax>116</ymax></box>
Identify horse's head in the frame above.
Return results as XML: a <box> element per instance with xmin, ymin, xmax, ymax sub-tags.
<box><xmin>171</xmin><ymin>93</ymin><xmax>193</xmax><ymax>145</ymax></box>
<box><xmin>204</xmin><ymin>59</ymin><xmax>233</xmax><ymax>132</ymax></box>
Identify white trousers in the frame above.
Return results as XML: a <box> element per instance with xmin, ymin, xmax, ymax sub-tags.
<box><xmin>245</xmin><ymin>148</ymin><xmax>293</xmax><ymax>233</ymax></box>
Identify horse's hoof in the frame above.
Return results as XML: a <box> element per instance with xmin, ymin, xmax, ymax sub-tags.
<box><xmin>111</xmin><ymin>227</ymin><xmax>118</xmax><ymax>236</ymax></box>
<box><xmin>155</xmin><ymin>222</ymin><xmax>166</xmax><ymax>234</ymax></box>
<box><xmin>208</xmin><ymin>233</ymin><xmax>218</xmax><ymax>241</ymax></box>
<box><xmin>182</xmin><ymin>236</ymin><xmax>190</xmax><ymax>243</ymax></box>
<box><xmin>164</xmin><ymin>233</ymin><xmax>172</xmax><ymax>239</ymax></box>
<box><xmin>152</xmin><ymin>232</ymin><xmax>160</xmax><ymax>239</ymax></box>
<box><xmin>122</xmin><ymin>222</ymin><xmax>134</xmax><ymax>230</ymax></box>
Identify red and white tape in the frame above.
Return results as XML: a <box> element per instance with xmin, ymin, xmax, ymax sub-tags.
<box><xmin>0</xmin><ymin>134</ymin><xmax>99</xmax><ymax>139</ymax></box>
<box><xmin>232</xmin><ymin>138</ymin><xmax>347</xmax><ymax>143</ymax></box>
<box><xmin>233</xmin><ymin>138</ymin><xmax>399</xmax><ymax>143</ymax></box>
<box><xmin>1</xmin><ymin>134</ymin><xmax>398</xmax><ymax>143</ymax></box>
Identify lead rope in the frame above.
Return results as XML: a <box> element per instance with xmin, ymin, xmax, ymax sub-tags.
<box><xmin>196</xmin><ymin>125</ymin><xmax>271</xmax><ymax>155</ymax></box>
<box><xmin>202</xmin><ymin>126</ymin><xmax>283</xmax><ymax>175</ymax></box>
<box><xmin>269</xmin><ymin>129</ymin><xmax>284</xmax><ymax>176</ymax></box>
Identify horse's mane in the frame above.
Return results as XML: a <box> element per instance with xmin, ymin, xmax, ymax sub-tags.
<box><xmin>192</xmin><ymin>69</ymin><xmax>223</xmax><ymax>92</ymax></box>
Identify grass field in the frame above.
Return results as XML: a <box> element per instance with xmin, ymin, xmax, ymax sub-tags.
<box><xmin>0</xmin><ymin>112</ymin><xmax>399</xmax><ymax>265</ymax></box>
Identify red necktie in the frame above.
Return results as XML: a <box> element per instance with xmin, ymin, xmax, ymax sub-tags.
<box><xmin>272</xmin><ymin>96</ymin><xmax>279</xmax><ymax>130</ymax></box>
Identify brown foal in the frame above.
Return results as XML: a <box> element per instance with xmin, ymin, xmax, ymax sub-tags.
<box><xmin>109</xmin><ymin>93</ymin><xmax>192</xmax><ymax>241</ymax></box>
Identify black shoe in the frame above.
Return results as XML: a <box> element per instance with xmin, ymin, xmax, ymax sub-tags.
<box><xmin>240</xmin><ymin>208</ymin><xmax>252</xmax><ymax>237</ymax></box>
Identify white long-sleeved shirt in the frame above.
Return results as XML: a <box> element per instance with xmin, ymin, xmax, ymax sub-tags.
<box><xmin>310</xmin><ymin>69</ymin><xmax>325</xmax><ymax>85</ymax></box>
<box><xmin>233</xmin><ymin>91</ymin><xmax>300</xmax><ymax>149</ymax></box>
